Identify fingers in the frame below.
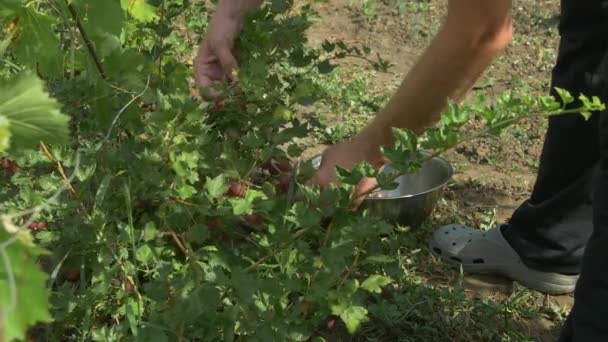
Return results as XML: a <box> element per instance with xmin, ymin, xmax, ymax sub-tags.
<box><xmin>350</xmin><ymin>176</ymin><xmax>378</xmax><ymax>210</ymax></box>
<box><xmin>193</xmin><ymin>41</ymin><xmax>238</xmax><ymax>100</ymax></box>
<box><xmin>215</xmin><ymin>45</ymin><xmax>239</xmax><ymax>83</ymax></box>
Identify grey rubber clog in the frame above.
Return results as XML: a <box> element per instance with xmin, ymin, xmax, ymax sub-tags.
<box><xmin>429</xmin><ymin>224</ymin><xmax>579</xmax><ymax>295</ymax></box>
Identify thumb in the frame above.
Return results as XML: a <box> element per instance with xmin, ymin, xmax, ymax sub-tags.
<box><xmin>215</xmin><ymin>45</ymin><xmax>239</xmax><ymax>82</ymax></box>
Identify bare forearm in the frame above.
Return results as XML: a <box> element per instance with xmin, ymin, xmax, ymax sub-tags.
<box><xmin>216</xmin><ymin>0</ymin><xmax>264</xmax><ymax>18</ymax></box>
<box><xmin>358</xmin><ymin>0</ymin><xmax>512</xmax><ymax>157</ymax></box>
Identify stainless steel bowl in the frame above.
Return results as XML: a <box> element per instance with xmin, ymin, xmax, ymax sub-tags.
<box><xmin>311</xmin><ymin>152</ymin><xmax>454</xmax><ymax>226</ymax></box>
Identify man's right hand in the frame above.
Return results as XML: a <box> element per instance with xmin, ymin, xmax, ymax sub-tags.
<box><xmin>193</xmin><ymin>0</ymin><xmax>262</xmax><ymax>99</ymax></box>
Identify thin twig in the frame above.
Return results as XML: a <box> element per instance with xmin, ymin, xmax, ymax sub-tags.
<box><xmin>40</xmin><ymin>142</ymin><xmax>76</xmax><ymax>195</ymax></box>
<box><xmin>166</xmin><ymin>226</ymin><xmax>191</xmax><ymax>260</ymax></box>
<box><xmin>244</xmin><ymin>227</ymin><xmax>311</xmax><ymax>272</ymax></box>
<box><xmin>67</xmin><ymin>3</ymin><xmax>106</xmax><ymax>79</ymax></box>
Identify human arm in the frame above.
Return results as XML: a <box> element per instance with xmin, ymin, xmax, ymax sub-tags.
<box><xmin>313</xmin><ymin>0</ymin><xmax>513</xmax><ymax>204</ymax></box>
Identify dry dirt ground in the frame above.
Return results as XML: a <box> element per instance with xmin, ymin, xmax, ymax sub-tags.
<box><xmin>300</xmin><ymin>0</ymin><xmax>574</xmax><ymax>340</ymax></box>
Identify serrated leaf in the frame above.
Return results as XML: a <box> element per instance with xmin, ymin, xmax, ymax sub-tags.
<box><xmin>205</xmin><ymin>174</ymin><xmax>228</xmax><ymax>199</ymax></box>
<box><xmin>286</xmin><ymin>202</ymin><xmax>321</xmax><ymax>227</ymax></box>
<box><xmin>0</xmin><ymin>73</ymin><xmax>70</xmax><ymax>150</ymax></box>
<box><xmin>391</xmin><ymin>127</ymin><xmax>418</xmax><ymax>151</ymax></box>
<box><xmin>121</xmin><ymin>0</ymin><xmax>158</xmax><ymax>22</ymax></box>
<box><xmin>339</xmin><ymin>306</ymin><xmax>369</xmax><ymax>334</ymax></box>
<box><xmin>229</xmin><ymin>189</ymin><xmax>266</xmax><ymax>215</ymax></box>
<box><xmin>360</xmin><ymin>275</ymin><xmax>392</xmax><ymax>293</ymax></box>
<box><xmin>143</xmin><ymin>222</ymin><xmax>158</xmax><ymax>242</ymax></box>
<box><xmin>554</xmin><ymin>87</ymin><xmax>574</xmax><ymax>105</ymax></box>
<box><xmin>0</xmin><ymin>229</ymin><xmax>52</xmax><ymax>342</ymax></box>
<box><xmin>135</xmin><ymin>244</ymin><xmax>153</xmax><ymax>264</ymax></box>
<box><xmin>0</xmin><ymin>116</ymin><xmax>11</xmax><ymax>152</ymax></box>
<box><xmin>11</xmin><ymin>7</ymin><xmax>62</xmax><ymax>77</ymax></box>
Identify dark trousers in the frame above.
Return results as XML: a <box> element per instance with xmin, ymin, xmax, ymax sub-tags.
<box><xmin>501</xmin><ymin>0</ymin><xmax>608</xmax><ymax>339</ymax></box>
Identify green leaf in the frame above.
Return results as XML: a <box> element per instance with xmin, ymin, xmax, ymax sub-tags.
<box><xmin>230</xmin><ymin>189</ymin><xmax>266</xmax><ymax>215</ymax></box>
<box><xmin>11</xmin><ymin>7</ymin><xmax>63</xmax><ymax>77</ymax></box>
<box><xmin>339</xmin><ymin>306</ymin><xmax>369</xmax><ymax>334</ymax></box>
<box><xmin>360</xmin><ymin>275</ymin><xmax>392</xmax><ymax>294</ymax></box>
<box><xmin>391</xmin><ymin>127</ymin><xmax>418</xmax><ymax>152</ymax></box>
<box><xmin>94</xmin><ymin>175</ymin><xmax>112</xmax><ymax>212</ymax></box>
<box><xmin>78</xmin><ymin>0</ymin><xmax>125</xmax><ymax>36</ymax></box>
<box><xmin>142</xmin><ymin>222</ymin><xmax>158</xmax><ymax>242</ymax></box>
<box><xmin>554</xmin><ymin>87</ymin><xmax>574</xmax><ymax>105</ymax></box>
<box><xmin>272</xmin><ymin>105</ymin><xmax>293</xmax><ymax>121</ymax></box>
<box><xmin>317</xmin><ymin>60</ymin><xmax>336</xmax><ymax>74</ymax></box>
<box><xmin>205</xmin><ymin>174</ymin><xmax>228</xmax><ymax>199</ymax></box>
<box><xmin>0</xmin><ymin>116</ymin><xmax>11</xmax><ymax>153</ymax></box>
<box><xmin>121</xmin><ymin>0</ymin><xmax>158</xmax><ymax>22</ymax></box>
<box><xmin>0</xmin><ymin>73</ymin><xmax>70</xmax><ymax>150</ymax></box>
<box><xmin>136</xmin><ymin>326</ymin><xmax>169</xmax><ymax>342</ymax></box>
<box><xmin>135</xmin><ymin>244</ymin><xmax>153</xmax><ymax>264</ymax></box>
<box><xmin>0</xmin><ymin>228</ymin><xmax>52</xmax><ymax>342</ymax></box>
<box><xmin>335</xmin><ymin>161</ymin><xmax>377</xmax><ymax>186</ymax></box>
<box><xmin>286</xmin><ymin>202</ymin><xmax>321</xmax><ymax>227</ymax></box>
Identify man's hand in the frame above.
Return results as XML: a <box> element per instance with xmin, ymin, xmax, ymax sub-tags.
<box><xmin>312</xmin><ymin>135</ymin><xmax>387</xmax><ymax>209</ymax></box>
<box><xmin>193</xmin><ymin>13</ymin><xmax>240</xmax><ymax>98</ymax></box>
<box><xmin>193</xmin><ymin>0</ymin><xmax>262</xmax><ymax>98</ymax></box>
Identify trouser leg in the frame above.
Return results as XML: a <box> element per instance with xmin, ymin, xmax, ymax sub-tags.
<box><xmin>558</xmin><ymin>49</ymin><xmax>608</xmax><ymax>342</ymax></box>
<box><xmin>501</xmin><ymin>0</ymin><xmax>608</xmax><ymax>274</ymax></box>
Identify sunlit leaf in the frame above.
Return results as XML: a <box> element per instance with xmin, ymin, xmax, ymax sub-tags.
<box><xmin>121</xmin><ymin>0</ymin><xmax>158</xmax><ymax>22</ymax></box>
<box><xmin>0</xmin><ymin>73</ymin><xmax>70</xmax><ymax>150</ymax></box>
<box><xmin>0</xmin><ymin>228</ymin><xmax>52</xmax><ymax>342</ymax></box>
<box><xmin>0</xmin><ymin>116</ymin><xmax>11</xmax><ymax>152</ymax></box>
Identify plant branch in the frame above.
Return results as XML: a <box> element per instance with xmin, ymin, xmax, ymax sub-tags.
<box><xmin>67</xmin><ymin>3</ymin><xmax>106</xmax><ymax>80</ymax></box>
<box><xmin>353</xmin><ymin>107</ymin><xmax>586</xmax><ymax>202</ymax></box>
<box><xmin>244</xmin><ymin>226</ymin><xmax>311</xmax><ymax>272</ymax></box>
<box><xmin>40</xmin><ymin>142</ymin><xmax>76</xmax><ymax>196</ymax></box>
<box><xmin>338</xmin><ymin>238</ymin><xmax>370</xmax><ymax>288</ymax></box>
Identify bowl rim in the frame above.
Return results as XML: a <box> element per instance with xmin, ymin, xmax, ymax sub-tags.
<box><xmin>310</xmin><ymin>151</ymin><xmax>454</xmax><ymax>201</ymax></box>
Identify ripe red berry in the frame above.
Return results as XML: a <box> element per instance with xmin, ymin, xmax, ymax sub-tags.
<box><xmin>8</xmin><ymin>164</ymin><xmax>18</xmax><ymax>173</ymax></box>
<box><xmin>63</xmin><ymin>269</ymin><xmax>80</xmax><ymax>282</ymax></box>
<box><xmin>227</xmin><ymin>181</ymin><xmax>247</xmax><ymax>198</ymax></box>
<box><xmin>221</xmin><ymin>233</ymin><xmax>232</xmax><ymax>242</ymax></box>
<box><xmin>276</xmin><ymin>172</ymin><xmax>292</xmax><ymax>193</ymax></box>
<box><xmin>206</xmin><ymin>218</ymin><xmax>219</xmax><ymax>230</ymax></box>
<box><xmin>28</xmin><ymin>222</ymin><xmax>47</xmax><ymax>231</ymax></box>
<box><xmin>214</xmin><ymin>99</ymin><xmax>225</xmax><ymax>109</ymax></box>
<box><xmin>124</xmin><ymin>278</ymin><xmax>136</xmax><ymax>293</ymax></box>
<box><xmin>275</xmin><ymin>160</ymin><xmax>291</xmax><ymax>172</ymax></box>
<box><xmin>244</xmin><ymin>213</ymin><xmax>263</xmax><ymax>226</ymax></box>
<box><xmin>325</xmin><ymin>317</ymin><xmax>337</xmax><ymax>331</ymax></box>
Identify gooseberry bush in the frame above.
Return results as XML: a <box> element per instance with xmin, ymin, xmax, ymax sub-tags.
<box><xmin>0</xmin><ymin>1</ymin><xmax>605</xmax><ymax>341</ymax></box>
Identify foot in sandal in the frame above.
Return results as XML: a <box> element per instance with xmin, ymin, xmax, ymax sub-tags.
<box><xmin>429</xmin><ymin>223</ymin><xmax>580</xmax><ymax>295</ymax></box>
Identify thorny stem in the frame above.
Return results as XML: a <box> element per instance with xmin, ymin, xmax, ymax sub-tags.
<box><xmin>67</xmin><ymin>3</ymin><xmax>106</xmax><ymax>79</ymax></box>
<box><xmin>338</xmin><ymin>237</ymin><xmax>370</xmax><ymax>288</ymax></box>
